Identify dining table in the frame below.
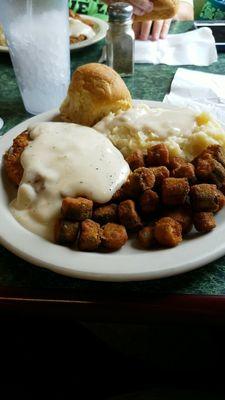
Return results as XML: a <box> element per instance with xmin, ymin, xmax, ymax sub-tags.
<box><xmin>1</xmin><ymin>21</ymin><xmax>225</xmax><ymax>326</ymax></box>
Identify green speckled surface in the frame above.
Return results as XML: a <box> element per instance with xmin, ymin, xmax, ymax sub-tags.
<box><xmin>1</xmin><ymin>22</ymin><xmax>225</xmax><ymax>295</ymax></box>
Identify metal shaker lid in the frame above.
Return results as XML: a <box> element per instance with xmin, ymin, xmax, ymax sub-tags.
<box><xmin>108</xmin><ymin>2</ymin><xmax>133</xmax><ymax>22</ymax></box>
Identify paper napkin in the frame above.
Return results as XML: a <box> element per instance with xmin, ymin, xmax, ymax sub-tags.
<box><xmin>135</xmin><ymin>27</ymin><xmax>217</xmax><ymax>66</ymax></box>
<box><xmin>163</xmin><ymin>68</ymin><xmax>225</xmax><ymax>124</ymax></box>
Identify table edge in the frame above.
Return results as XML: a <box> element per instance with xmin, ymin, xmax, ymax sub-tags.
<box><xmin>0</xmin><ymin>288</ymin><xmax>225</xmax><ymax>323</ymax></box>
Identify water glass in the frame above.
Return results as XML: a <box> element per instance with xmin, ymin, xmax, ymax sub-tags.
<box><xmin>0</xmin><ymin>0</ymin><xmax>70</xmax><ymax>115</ymax></box>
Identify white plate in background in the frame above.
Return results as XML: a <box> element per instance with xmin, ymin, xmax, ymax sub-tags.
<box><xmin>70</xmin><ymin>15</ymin><xmax>108</xmax><ymax>50</ymax></box>
<box><xmin>0</xmin><ymin>15</ymin><xmax>108</xmax><ymax>53</ymax></box>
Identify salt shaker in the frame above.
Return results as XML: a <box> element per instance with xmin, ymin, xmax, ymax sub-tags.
<box><xmin>106</xmin><ymin>2</ymin><xmax>134</xmax><ymax>77</ymax></box>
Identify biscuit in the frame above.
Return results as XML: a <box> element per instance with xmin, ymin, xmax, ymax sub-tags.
<box><xmin>60</xmin><ymin>63</ymin><xmax>132</xmax><ymax>127</ymax></box>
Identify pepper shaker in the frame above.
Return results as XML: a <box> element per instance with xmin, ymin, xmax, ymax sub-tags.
<box><xmin>106</xmin><ymin>2</ymin><xmax>134</xmax><ymax>77</ymax></box>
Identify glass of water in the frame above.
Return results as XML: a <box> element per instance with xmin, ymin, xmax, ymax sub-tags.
<box><xmin>0</xmin><ymin>0</ymin><xmax>70</xmax><ymax>115</ymax></box>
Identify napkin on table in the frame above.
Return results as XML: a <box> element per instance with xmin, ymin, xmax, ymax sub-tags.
<box><xmin>163</xmin><ymin>68</ymin><xmax>225</xmax><ymax>125</ymax></box>
<box><xmin>99</xmin><ymin>27</ymin><xmax>217</xmax><ymax>66</ymax></box>
<box><xmin>135</xmin><ymin>27</ymin><xmax>217</xmax><ymax>66</ymax></box>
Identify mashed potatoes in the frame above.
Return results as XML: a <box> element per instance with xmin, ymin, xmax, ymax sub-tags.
<box><xmin>94</xmin><ymin>103</ymin><xmax>225</xmax><ymax>161</ymax></box>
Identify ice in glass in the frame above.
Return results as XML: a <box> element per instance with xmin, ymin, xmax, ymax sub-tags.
<box><xmin>0</xmin><ymin>0</ymin><xmax>70</xmax><ymax>114</ymax></box>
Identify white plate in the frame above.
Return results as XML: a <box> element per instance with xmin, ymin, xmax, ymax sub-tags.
<box><xmin>0</xmin><ymin>15</ymin><xmax>108</xmax><ymax>53</ymax></box>
<box><xmin>70</xmin><ymin>15</ymin><xmax>108</xmax><ymax>50</ymax></box>
<box><xmin>1</xmin><ymin>100</ymin><xmax>225</xmax><ymax>282</ymax></box>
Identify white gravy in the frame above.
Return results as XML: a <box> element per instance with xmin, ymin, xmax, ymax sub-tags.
<box><xmin>69</xmin><ymin>17</ymin><xmax>95</xmax><ymax>40</ymax></box>
<box><xmin>10</xmin><ymin>122</ymin><xmax>130</xmax><ymax>241</ymax></box>
<box><xmin>94</xmin><ymin>104</ymin><xmax>197</xmax><ymax>139</ymax></box>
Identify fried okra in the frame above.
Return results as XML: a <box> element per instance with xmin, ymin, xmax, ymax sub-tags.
<box><xmin>220</xmin><ymin>182</ymin><xmax>225</xmax><ymax>196</ymax></box>
<box><xmin>162</xmin><ymin>178</ymin><xmax>190</xmax><ymax>206</ymax></box>
<box><xmin>126</xmin><ymin>150</ymin><xmax>145</xmax><ymax>171</ymax></box>
<box><xmin>169</xmin><ymin>156</ymin><xmax>187</xmax><ymax>170</ymax></box>
<box><xmin>61</xmin><ymin>197</ymin><xmax>93</xmax><ymax>221</ymax></box>
<box><xmin>38</xmin><ymin>142</ymin><xmax>225</xmax><ymax>253</ymax></box>
<box><xmin>54</xmin><ymin>219</ymin><xmax>79</xmax><ymax>245</ymax></box>
<box><xmin>111</xmin><ymin>188</ymin><xmax>126</xmax><ymax>203</ymax></box>
<box><xmin>93</xmin><ymin>204</ymin><xmax>118</xmax><ymax>225</ymax></box>
<box><xmin>148</xmin><ymin>166</ymin><xmax>170</xmax><ymax>186</ymax></box>
<box><xmin>140</xmin><ymin>189</ymin><xmax>159</xmax><ymax>216</ymax></box>
<box><xmin>171</xmin><ymin>162</ymin><xmax>196</xmax><ymax>183</ymax></box>
<box><xmin>123</xmin><ymin>167</ymin><xmax>155</xmax><ymax>198</ymax></box>
<box><xmin>138</xmin><ymin>226</ymin><xmax>155</xmax><ymax>249</ymax></box>
<box><xmin>190</xmin><ymin>184</ymin><xmax>222</xmax><ymax>212</ymax></box>
<box><xmin>217</xmin><ymin>189</ymin><xmax>225</xmax><ymax>211</ymax></box>
<box><xmin>163</xmin><ymin>206</ymin><xmax>193</xmax><ymax>234</ymax></box>
<box><xmin>154</xmin><ymin>217</ymin><xmax>182</xmax><ymax>247</ymax></box>
<box><xmin>78</xmin><ymin>219</ymin><xmax>102</xmax><ymax>251</ymax></box>
<box><xmin>196</xmin><ymin>145</ymin><xmax>225</xmax><ymax>168</ymax></box>
<box><xmin>118</xmin><ymin>199</ymin><xmax>142</xmax><ymax>231</ymax></box>
<box><xmin>194</xmin><ymin>155</ymin><xmax>225</xmax><ymax>187</ymax></box>
<box><xmin>145</xmin><ymin>144</ymin><xmax>169</xmax><ymax>167</ymax></box>
<box><xmin>193</xmin><ymin>212</ymin><xmax>216</xmax><ymax>233</ymax></box>
<box><xmin>101</xmin><ymin>223</ymin><xmax>128</xmax><ymax>251</ymax></box>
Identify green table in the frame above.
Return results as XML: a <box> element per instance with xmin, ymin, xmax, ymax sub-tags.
<box><xmin>1</xmin><ymin>22</ymin><xmax>225</xmax><ymax>322</ymax></box>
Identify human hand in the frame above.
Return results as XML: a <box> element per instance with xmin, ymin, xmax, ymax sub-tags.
<box><xmin>128</xmin><ymin>0</ymin><xmax>153</xmax><ymax>16</ymax></box>
<box><xmin>107</xmin><ymin>0</ymin><xmax>153</xmax><ymax>16</ymax></box>
<box><xmin>133</xmin><ymin>19</ymin><xmax>172</xmax><ymax>40</ymax></box>
<box><xmin>132</xmin><ymin>0</ymin><xmax>194</xmax><ymax>41</ymax></box>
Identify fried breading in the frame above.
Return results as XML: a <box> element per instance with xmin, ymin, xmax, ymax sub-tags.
<box><xmin>194</xmin><ymin>154</ymin><xmax>225</xmax><ymax>187</ymax></box>
<box><xmin>162</xmin><ymin>177</ymin><xmax>190</xmax><ymax>206</ymax></box>
<box><xmin>78</xmin><ymin>219</ymin><xmax>102</xmax><ymax>251</ymax></box>
<box><xmin>148</xmin><ymin>166</ymin><xmax>170</xmax><ymax>186</ymax></box>
<box><xmin>169</xmin><ymin>156</ymin><xmax>187</xmax><ymax>170</ymax></box>
<box><xmin>118</xmin><ymin>199</ymin><xmax>142</xmax><ymax>231</ymax></box>
<box><xmin>54</xmin><ymin>219</ymin><xmax>80</xmax><ymax>245</ymax></box>
<box><xmin>101</xmin><ymin>223</ymin><xmax>128</xmax><ymax>251</ymax></box>
<box><xmin>193</xmin><ymin>212</ymin><xmax>216</xmax><ymax>233</ymax></box>
<box><xmin>61</xmin><ymin>197</ymin><xmax>93</xmax><ymax>221</ymax></box>
<box><xmin>217</xmin><ymin>189</ymin><xmax>225</xmax><ymax>211</ymax></box>
<box><xmin>190</xmin><ymin>184</ymin><xmax>221</xmax><ymax>212</ymax></box>
<box><xmin>162</xmin><ymin>206</ymin><xmax>193</xmax><ymax>234</ymax></box>
<box><xmin>140</xmin><ymin>189</ymin><xmax>159</xmax><ymax>216</ymax></box>
<box><xmin>111</xmin><ymin>187</ymin><xmax>126</xmax><ymax>203</ymax></box>
<box><xmin>171</xmin><ymin>162</ymin><xmax>196</xmax><ymax>183</ymax></box>
<box><xmin>138</xmin><ymin>226</ymin><xmax>155</xmax><ymax>249</ymax></box>
<box><xmin>123</xmin><ymin>167</ymin><xmax>155</xmax><ymax>198</ymax></box>
<box><xmin>93</xmin><ymin>204</ymin><xmax>118</xmax><ymax>225</ymax></box>
<box><xmin>194</xmin><ymin>145</ymin><xmax>225</xmax><ymax>169</ymax></box>
<box><xmin>3</xmin><ymin>131</ymin><xmax>29</xmax><ymax>186</ymax></box>
<box><xmin>125</xmin><ymin>150</ymin><xmax>145</xmax><ymax>171</ymax></box>
<box><xmin>154</xmin><ymin>217</ymin><xmax>182</xmax><ymax>247</ymax></box>
<box><xmin>145</xmin><ymin>144</ymin><xmax>169</xmax><ymax>167</ymax></box>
